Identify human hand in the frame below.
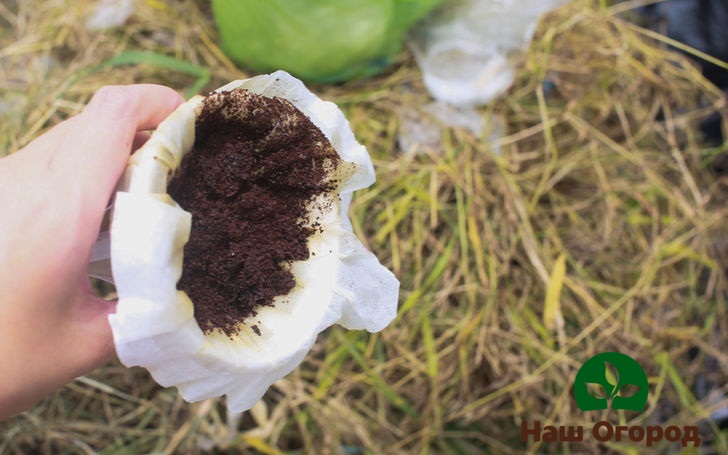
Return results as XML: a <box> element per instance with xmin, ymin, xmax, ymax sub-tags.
<box><xmin>0</xmin><ymin>85</ymin><xmax>184</xmax><ymax>419</ymax></box>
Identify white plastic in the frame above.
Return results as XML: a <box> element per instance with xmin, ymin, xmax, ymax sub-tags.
<box><xmin>85</xmin><ymin>0</ymin><xmax>134</xmax><ymax>30</ymax></box>
<box><xmin>408</xmin><ymin>0</ymin><xmax>568</xmax><ymax>106</ymax></box>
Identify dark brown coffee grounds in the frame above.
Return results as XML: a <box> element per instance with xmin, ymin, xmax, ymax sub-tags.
<box><xmin>167</xmin><ymin>89</ymin><xmax>341</xmax><ymax>337</ymax></box>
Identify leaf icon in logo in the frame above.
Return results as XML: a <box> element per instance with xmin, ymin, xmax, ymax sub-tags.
<box><xmin>604</xmin><ymin>361</ymin><xmax>619</xmax><ymax>397</ymax></box>
<box><xmin>574</xmin><ymin>352</ymin><xmax>649</xmax><ymax>412</ymax></box>
<box><xmin>586</xmin><ymin>382</ymin><xmax>607</xmax><ymax>399</ymax></box>
<box><xmin>617</xmin><ymin>384</ymin><xmax>641</xmax><ymax>398</ymax></box>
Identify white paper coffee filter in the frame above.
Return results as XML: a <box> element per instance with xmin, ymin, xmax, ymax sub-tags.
<box><xmin>108</xmin><ymin>71</ymin><xmax>399</xmax><ymax>411</ymax></box>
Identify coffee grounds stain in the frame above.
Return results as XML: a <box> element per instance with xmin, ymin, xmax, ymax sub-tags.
<box><xmin>167</xmin><ymin>89</ymin><xmax>341</xmax><ymax>337</ymax></box>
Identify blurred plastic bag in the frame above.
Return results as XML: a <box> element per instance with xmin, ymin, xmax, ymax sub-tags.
<box><xmin>85</xmin><ymin>0</ymin><xmax>134</xmax><ymax>30</ymax></box>
<box><xmin>398</xmin><ymin>102</ymin><xmax>504</xmax><ymax>155</ymax></box>
<box><xmin>408</xmin><ymin>0</ymin><xmax>568</xmax><ymax>106</ymax></box>
<box><xmin>211</xmin><ymin>0</ymin><xmax>445</xmax><ymax>83</ymax></box>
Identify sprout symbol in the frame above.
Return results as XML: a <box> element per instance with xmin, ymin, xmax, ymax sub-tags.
<box><xmin>574</xmin><ymin>352</ymin><xmax>649</xmax><ymax>412</ymax></box>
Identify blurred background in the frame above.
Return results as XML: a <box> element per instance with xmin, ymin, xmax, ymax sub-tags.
<box><xmin>1</xmin><ymin>0</ymin><xmax>728</xmax><ymax>453</ymax></box>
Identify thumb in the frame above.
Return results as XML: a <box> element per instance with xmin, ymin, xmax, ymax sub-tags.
<box><xmin>67</xmin><ymin>84</ymin><xmax>184</xmax><ymax>210</ymax></box>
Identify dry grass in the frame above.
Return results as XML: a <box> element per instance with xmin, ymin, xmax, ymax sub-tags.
<box><xmin>2</xmin><ymin>0</ymin><xmax>728</xmax><ymax>453</ymax></box>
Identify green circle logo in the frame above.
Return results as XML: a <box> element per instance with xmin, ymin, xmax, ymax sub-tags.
<box><xmin>574</xmin><ymin>352</ymin><xmax>649</xmax><ymax>412</ymax></box>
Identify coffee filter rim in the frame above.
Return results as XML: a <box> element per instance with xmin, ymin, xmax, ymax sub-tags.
<box><xmin>108</xmin><ymin>71</ymin><xmax>399</xmax><ymax>411</ymax></box>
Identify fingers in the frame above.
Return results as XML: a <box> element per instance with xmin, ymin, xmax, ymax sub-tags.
<box><xmin>82</xmin><ymin>84</ymin><xmax>184</xmax><ymax>133</ymax></box>
<box><xmin>73</xmin><ymin>293</ymin><xmax>118</xmax><ymax>367</ymax></box>
<box><xmin>77</xmin><ymin>84</ymin><xmax>185</xmax><ymax>184</ymax></box>
<box><xmin>47</xmin><ymin>85</ymin><xmax>185</xmax><ymax>218</ymax></box>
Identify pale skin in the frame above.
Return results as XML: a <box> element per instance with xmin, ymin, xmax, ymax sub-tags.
<box><xmin>0</xmin><ymin>85</ymin><xmax>184</xmax><ymax>419</ymax></box>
